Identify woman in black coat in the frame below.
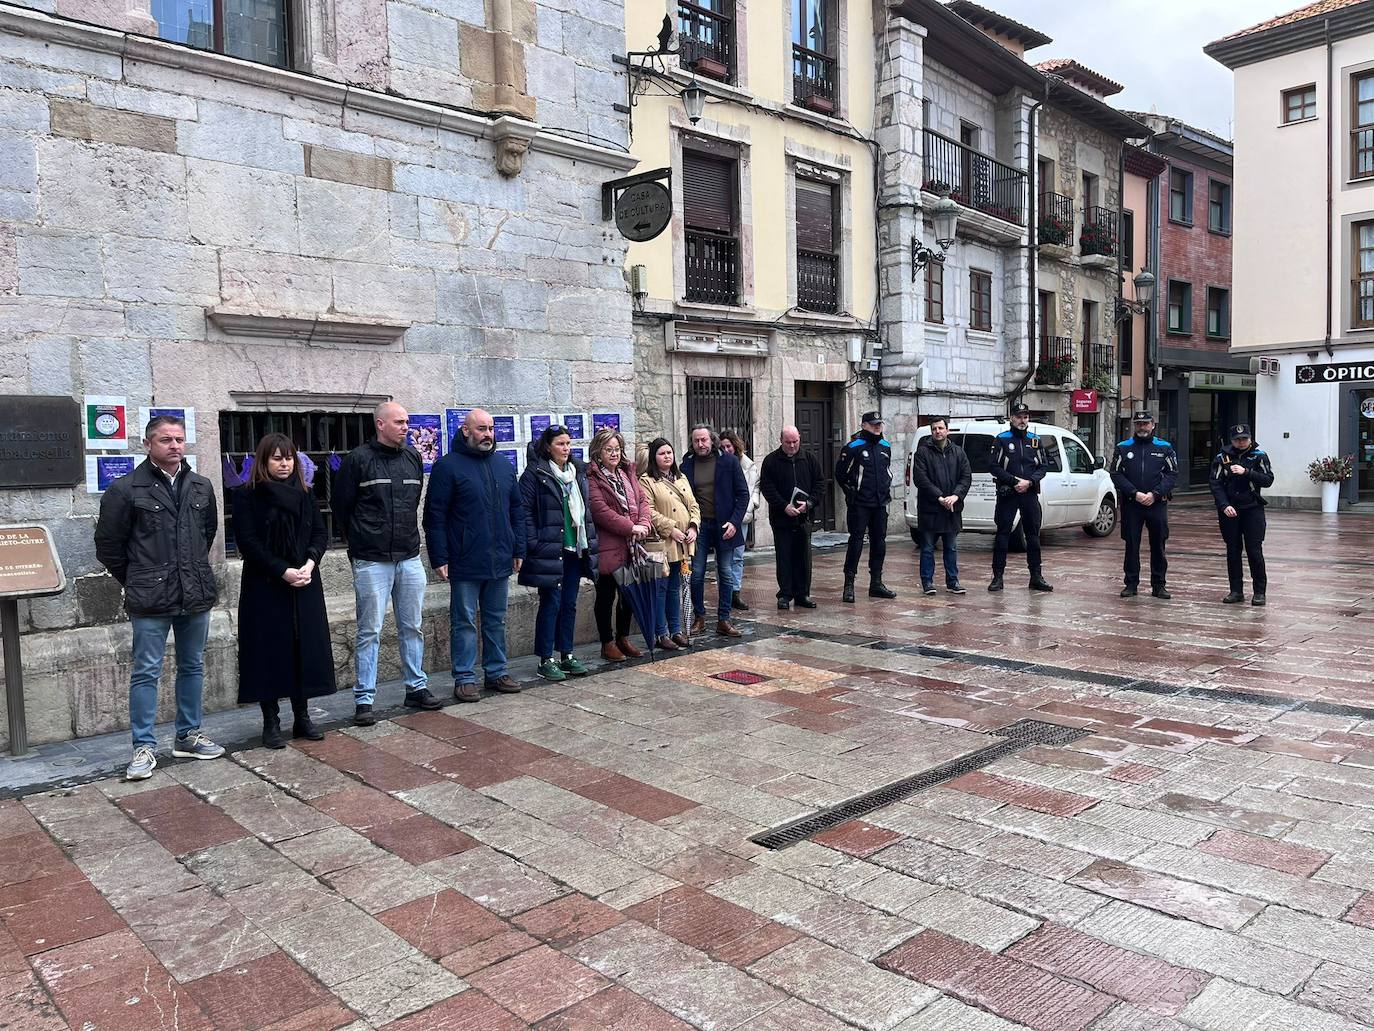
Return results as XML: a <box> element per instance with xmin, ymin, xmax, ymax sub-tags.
<box><xmin>232</xmin><ymin>433</ymin><xmax>336</xmax><ymax>747</ymax></box>
<box><xmin>517</xmin><ymin>425</ymin><xmax>599</xmax><ymax>682</ymax></box>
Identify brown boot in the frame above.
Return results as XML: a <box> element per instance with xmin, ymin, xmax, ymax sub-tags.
<box><xmin>689</xmin><ymin>615</ymin><xmax>706</xmax><ymax>635</ymax></box>
<box><xmin>716</xmin><ymin>620</ymin><xmax>742</xmax><ymax>638</ymax></box>
<box><xmin>656</xmin><ymin>635</ymin><xmax>680</xmax><ymax>651</ymax></box>
<box><xmin>485</xmin><ymin>675</ymin><xmax>522</xmax><ymax>694</ymax></box>
<box><xmin>454</xmin><ymin>682</ymin><xmax>481</xmax><ymax>703</ymax></box>
<box><xmin>600</xmin><ymin>641</ymin><xmax>626</xmax><ymax>662</ymax></box>
<box><xmin>616</xmin><ymin>636</ymin><xmax>643</xmax><ymax>659</ymax></box>
<box><xmin>671</xmin><ymin>632</ymin><xmax>691</xmax><ymax>649</ymax></box>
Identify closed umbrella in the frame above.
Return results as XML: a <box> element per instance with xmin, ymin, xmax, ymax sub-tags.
<box><xmin>612</xmin><ymin>542</ymin><xmax>664</xmax><ymax>659</ymax></box>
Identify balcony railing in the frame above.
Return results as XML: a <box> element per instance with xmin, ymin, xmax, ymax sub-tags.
<box><xmin>922</xmin><ymin>129</ymin><xmax>1026</xmax><ymax>226</ymax></box>
<box><xmin>1082</xmin><ymin>343</ymin><xmax>1115</xmax><ymax>392</ymax></box>
<box><xmin>685</xmin><ymin>231</ymin><xmax>739</xmax><ymax>306</ymax></box>
<box><xmin>1080</xmin><ymin>206</ymin><xmax>1118</xmax><ymax>257</ymax></box>
<box><xmin>797</xmin><ymin>249</ymin><xmax>839</xmax><ymax>313</ymax></box>
<box><xmin>679</xmin><ymin>2</ymin><xmax>733</xmax><ymax>80</ymax></box>
<box><xmin>792</xmin><ymin>44</ymin><xmax>836</xmax><ymax>113</ymax></box>
<box><xmin>1038</xmin><ymin>191</ymin><xmax>1074</xmax><ymax>246</ymax></box>
<box><xmin>1034</xmin><ymin>336</ymin><xmax>1075</xmax><ymax>386</ymax></box>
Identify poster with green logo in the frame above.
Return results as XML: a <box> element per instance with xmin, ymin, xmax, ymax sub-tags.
<box><xmin>83</xmin><ymin>396</ymin><xmax>127</xmax><ymax>451</ymax></box>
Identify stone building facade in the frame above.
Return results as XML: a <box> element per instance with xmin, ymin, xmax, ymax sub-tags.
<box><xmin>0</xmin><ymin>0</ymin><xmax>635</xmax><ymax>746</ymax></box>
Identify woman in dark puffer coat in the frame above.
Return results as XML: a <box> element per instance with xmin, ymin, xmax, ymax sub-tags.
<box><xmin>518</xmin><ymin>424</ymin><xmax>599</xmax><ymax>681</ymax></box>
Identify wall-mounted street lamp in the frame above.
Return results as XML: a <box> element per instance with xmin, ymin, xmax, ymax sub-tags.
<box><xmin>911</xmin><ymin>192</ymin><xmax>961</xmax><ymax>279</ymax></box>
<box><xmin>1114</xmin><ymin>268</ymin><xmax>1156</xmax><ymax>321</ymax></box>
<box><xmin>618</xmin><ymin>15</ymin><xmax>711</xmax><ymax>141</ymax></box>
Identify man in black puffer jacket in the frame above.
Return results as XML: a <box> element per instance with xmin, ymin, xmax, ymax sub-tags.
<box><xmin>95</xmin><ymin>414</ymin><xmax>224</xmax><ymax>781</ymax></box>
<box><xmin>911</xmin><ymin>417</ymin><xmax>972</xmax><ymax>596</ymax></box>
<box><xmin>332</xmin><ymin>401</ymin><xmax>438</xmax><ymax>724</ymax></box>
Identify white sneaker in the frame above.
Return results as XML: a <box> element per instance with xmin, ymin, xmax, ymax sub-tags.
<box><xmin>125</xmin><ymin>746</ymin><xmax>157</xmax><ymax>781</ymax></box>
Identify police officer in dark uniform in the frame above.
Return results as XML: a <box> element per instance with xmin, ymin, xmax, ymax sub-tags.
<box><xmin>1109</xmin><ymin>410</ymin><xmax>1179</xmax><ymax>599</ymax></box>
<box><xmin>989</xmin><ymin>402</ymin><xmax>1052</xmax><ymax>593</ymax></box>
<box><xmin>1209</xmin><ymin>423</ymin><xmax>1273</xmax><ymax>606</ymax></box>
<box><xmin>835</xmin><ymin>410</ymin><xmax>896</xmax><ymax>603</ymax></box>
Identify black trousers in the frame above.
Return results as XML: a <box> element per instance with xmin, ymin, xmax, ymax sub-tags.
<box><xmin>594</xmin><ymin>572</ymin><xmax>632</xmax><ymax>643</ymax></box>
<box><xmin>771</xmin><ymin>519</ymin><xmax>813</xmax><ymax>600</ymax></box>
<box><xmin>1219</xmin><ymin>506</ymin><xmax>1267</xmax><ymax>593</ymax></box>
<box><xmin>1121</xmin><ymin>500</ymin><xmax>1169</xmax><ymax>588</ymax></box>
<box><xmin>260</xmin><ymin>696</ymin><xmax>307</xmax><ymax>720</ymax></box>
<box><xmin>843</xmin><ymin>503</ymin><xmax>887</xmax><ymax>580</ymax></box>
<box><xmin>992</xmin><ymin>492</ymin><xmax>1042</xmax><ymax>577</ymax></box>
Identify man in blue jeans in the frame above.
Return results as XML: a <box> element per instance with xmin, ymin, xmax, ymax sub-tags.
<box><xmin>423</xmin><ymin>409</ymin><xmax>526</xmax><ymax>702</ymax></box>
<box><xmin>333</xmin><ymin>401</ymin><xmax>438</xmax><ymax>725</ymax></box>
<box><xmin>910</xmin><ymin>416</ymin><xmax>972</xmax><ymax>596</ymax></box>
<box><xmin>681</xmin><ymin>424</ymin><xmax>749</xmax><ymax>638</ymax></box>
<box><xmin>95</xmin><ymin>414</ymin><xmax>225</xmax><ymax>780</ymax></box>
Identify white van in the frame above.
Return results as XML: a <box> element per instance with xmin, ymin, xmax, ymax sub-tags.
<box><xmin>903</xmin><ymin>420</ymin><xmax>1117</xmax><ymax>543</ymax></box>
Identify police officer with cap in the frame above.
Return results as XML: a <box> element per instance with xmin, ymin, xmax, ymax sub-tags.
<box><xmin>835</xmin><ymin>410</ymin><xmax>896</xmax><ymax>603</ymax></box>
<box><xmin>989</xmin><ymin>402</ymin><xmax>1052</xmax><ymax>592</ymax></box>
<box><xmin>1109</xmin><ymin>410</ymin><xmax>1179</xmax><ymax>599</ymax></box>
<box><xmin>1209</xmin><ymin>423</ymin><xmax>1273</xmax><ymax>606</ymax></box>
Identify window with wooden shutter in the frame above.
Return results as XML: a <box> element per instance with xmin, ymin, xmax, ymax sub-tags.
<box><xmin>683</xmin><ymin>151</ymin><xmax>736</xmax><ymax>233</ymax></box>
<box><xmin>796</xmin><ymin>177</ymin><xmax>838</xmax><ymax>312</ymax></box>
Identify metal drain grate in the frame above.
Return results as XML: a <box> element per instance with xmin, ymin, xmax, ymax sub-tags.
<box><xmin>711</xmin><ymin>670</ymin><xmax>773</xmax><ymax>686</ymax></box>
<box><xmin>749</xmin><ymin>720</ymin><xmax>1092</xmax><ymax>851</ymax></box>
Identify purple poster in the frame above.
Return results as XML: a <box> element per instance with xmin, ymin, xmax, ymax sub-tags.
<box><xmin>406</xmin><ymin>414</ymin><xmax>442</xmax><ymax>472</ymax></box>
<box><xmin>444</xmin><ymin>408</ymin><xmax>472</xmax><ymax>448</ymax></box>
<box><xmin>492</xmin><ymin>415</ymin><xmax>517</xmax><ymax>443</ymax></box>
<box><xmin>496</xmin><ymin>448</ymin><xmax>520</xmax><ymax>470</ymax></box>
<box><xmin>591</xmin><ymin>412</ymin><xmax>621</xmax><ymax>434</ymax></box>
<box><xmin>570</xmin><ymin>447</ymin><xmax>586</xmax><ymax>464</ymax></box>
<box><xmin>528</xmin><ymin>414</ymin><xmax>555</xmax><ymax>439</ymax></box>
<box><xmin>561</xmin><ymin>414</ymin><xmax>587</xmax><ymax>440</ymax></box>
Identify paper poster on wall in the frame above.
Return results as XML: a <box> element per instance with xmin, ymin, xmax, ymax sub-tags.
<box><xmin>138</xmin><ymin>406</ymin><xmax>196</xmax><ymax>445</ymax></box>
<box><xmin>84</xmin><ymin>396</ymin><xmax>128</xmax><ymax>450</ymax></box>
<box><xmin>560</xmin><ymin>414</ymin><xmax>588</xmax><ymax>440</ymax></box>
<box><xmin>570</xmin><ymin>447</ymin><xmax>586</xmax><ymax>464</ymax></box>
<box><xmin>591</xmin><ymin>412</ymin><xmax>621</xmax><ymax>434</ymax></box>
<box><xmin>84</xmin><ymin>455</ymin><xmax>136</xmax><ymax>493</ymax></box>
<box><xmin>444</xmin><ymin>408</ymin><xmax>472</xmax><ymax>448</ymax></box>
<box><xmin>495</xmin><ymin>447</ymin><xmax>521</xmax><ymax>472</ymax></box>
<box><xmin>527</xmin><ymin>414</ymin><xmax>556</xmax><ymax>440</ymax></box>
<box><xmin>492</xmin><ymin>416</ymin><xmax>518</xmax><ymax>444</ymax></box>
<box><xmin>406</xmin><ymin>415</ymin><xmax>442</xmax><ymax>472</ymax></box>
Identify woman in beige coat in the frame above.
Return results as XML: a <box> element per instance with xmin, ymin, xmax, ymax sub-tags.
<box><xmin>638</xmin><ymin>436</ymin><xmax>699</xmax><ymax>650</ymax></box>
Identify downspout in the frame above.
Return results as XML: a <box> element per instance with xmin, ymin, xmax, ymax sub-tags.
<box><xmin>1008</xmin><ymin>79</ymin><xmax>1052</xmax><ymax>400</ymax></box>
<box><xmin>1325</xmin><ymin>16</ymin><xmax>1335</xmax><ymax>358</ymax></box>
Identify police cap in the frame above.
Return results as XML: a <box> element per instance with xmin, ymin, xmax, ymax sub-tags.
<box><xmin>1230</xmin><ymin>423</ymin><xmax>1252</xmax><ymax>438</ymax></box>
<box><xmin>1009</xmin><ymin>402</ymin><xmax>1030</xmax><ymax>415</ymax></box>
<box><xmin>860</xmin><ymin>410</ymin><xmax>883</xmax><ymax>425</ymax></box>
<box><xmin>1132</xmin><ymin>410</ymin><xmax>1154</xmax><ymax>423</ymax></box>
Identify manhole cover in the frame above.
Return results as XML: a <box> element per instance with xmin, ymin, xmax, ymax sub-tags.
<box><xmin>711</xmin><ymin>670</ymin><xmax>773</xmax><ymax>686</ymax></box>
<box><xmin>48</xmin><ymin>757</ymin><xmax>87</xmax><ymax>768</ymax></box>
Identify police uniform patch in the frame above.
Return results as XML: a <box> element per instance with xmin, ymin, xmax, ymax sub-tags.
<box><xmin>1008</xmin><ymin>443</ymin><xmax>1016</xmax><ymax>451</ymax></box>
<box><xmin>1127</xmin><ymin>452</ymin><xmax>1134</xmax><ymax>459</ymax></box>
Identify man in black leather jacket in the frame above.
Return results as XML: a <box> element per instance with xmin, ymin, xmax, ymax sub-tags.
<box><xmin>95</xmin><ymin>414</ymin><xmax>224</xmax><ymax>780</ymax></box>
<box><xmin>333</xmin><ymin>401</ymin><xmax>438</xmax><ymax>724</ymax></box>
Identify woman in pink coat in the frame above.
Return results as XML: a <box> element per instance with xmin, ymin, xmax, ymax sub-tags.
<box><xmin>587</xmin><ymin>427</ymin><xmax>654</xmax><ymax>662</ymax></box>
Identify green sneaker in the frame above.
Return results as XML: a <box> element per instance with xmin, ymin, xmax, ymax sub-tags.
<box><xmin>559</xmin><ymin>655</ymin><xmax>589</xmax><ymax>676</ymax></box>
<box><xmin>536</xmin><ymin>659</ymin><xmax>566</xmax><ymax>681</ymax></box>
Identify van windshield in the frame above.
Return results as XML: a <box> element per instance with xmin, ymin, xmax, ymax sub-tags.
<box><xmin>948</xmin><ymin>434</ymin><xmax>995</xmax><ymax>474</ymax></box>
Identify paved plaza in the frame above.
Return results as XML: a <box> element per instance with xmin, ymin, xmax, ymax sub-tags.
<box><xmin>1</xmin><ymin>500</ymin><xmax>1373</xmax><ymax>1030</ymax></box>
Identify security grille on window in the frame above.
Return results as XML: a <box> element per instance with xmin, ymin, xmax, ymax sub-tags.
<box><xmin>151</xmin><ymin>0</ymin><xmax>289</xmax><ymax>67</ymax></box>
<box><xmin>796</xmin><ymin>176</ymin><xmax>839</xmax><ymax>313</ymax></box>
<box><xmin>686</xmin><ymin>377</ymin><xmax>753</xmax><ymax>455</ymax></box>
<box><xmin>219</xmin><ymin>410</ymin><xmax>375</xmax><ymax>553</ymax></box>
<box><xmin>683</xmin><ymin>150</ymin><xmax>740</xmax><ymax>306</ymax></box>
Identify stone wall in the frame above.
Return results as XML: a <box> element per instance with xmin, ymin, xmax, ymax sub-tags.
<box><xmin>0</xmin><ymin>4</ymin><xmax>636</xmax><ymax>744</ymax></box>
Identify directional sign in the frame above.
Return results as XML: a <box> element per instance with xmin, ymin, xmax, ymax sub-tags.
<box><xmin>614</xmin><ymin>181</ymin><xmax>672</xmax><ymax>243</ymax></box>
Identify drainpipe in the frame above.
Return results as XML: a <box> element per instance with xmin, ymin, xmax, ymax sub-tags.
<box><xmin>491</xmin><ymin>0</ymin><xmax>520</xmax><ymax>116</ymax></box>
<box><xmin>1325</xmin><ymin>16</ymin><xmax>1335</xmax><ymax>359</ymax></box>
<box><xmin>1007</xmin><ymin>80</ymin><xmax>1052</xmax><ymax>401</ymax></box>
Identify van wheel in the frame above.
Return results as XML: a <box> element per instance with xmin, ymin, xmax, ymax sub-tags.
<box><xmin>1084</xmin><ymin>496</ymin><xmax>1117</xmax><ymax>537</ymax></box>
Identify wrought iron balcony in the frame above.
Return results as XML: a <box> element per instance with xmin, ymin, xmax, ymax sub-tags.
<box><xmin>678</xmin><ymin>2</ymin><xmax>733</xmax><ymax>80</ymax></box>
<box><xmin>792</xmin><ymin>44</ymin><xmax>836</xmax><ymax>114</ymax></box>
<box><xmin>797</xmin><ymin>249</ymin><xmax>839</xmax><ymax>313</ymax></box>
<box><xmin>1034</xmin><ymin>336</ymin><xmax>1075</xmax><ymax>386</ymax></box>
<box><xmin>685</xmin><ymin>231</ymin><xmax>739</xmax><ymax>306</ymax></box>
<box><xmin>921</xmin><ymin>129</ymin><xmax>1026</xmax><ymax>226</ymax></box>
<box><xmin>1080</xmin><ymin>206</ymin><xmax>1118</xmax><ymax>257</ymax></box>
<box><xmin>1038</xmin><ymin>191</ymin><xmax>1074</xmax><ymax>246</ymax></box>
<box><xmin>1089</xmin><ymin>343</ymin><xmax>1116</xmax><ymax>373</ymax></box>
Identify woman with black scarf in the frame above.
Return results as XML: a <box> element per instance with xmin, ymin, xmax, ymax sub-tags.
<box><xmin>232</xmin><ymin>433</ymin><xmax>336</xmax><ymax>747</ymax></box>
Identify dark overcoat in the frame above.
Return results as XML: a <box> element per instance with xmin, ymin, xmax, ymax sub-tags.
<box><xmin>231</xmin><ymin>482</ymin><xmax>337</xmax><ymax>703</ymax></box>
<box><xmin>517</xmin><ymin>452</ymin><xmax>600</xmax><ymax>589</ymax></box>
<box><xmin>911</xmin><ymin>436</ymin><xmax>973</xmax><ymax>534</ymax></box>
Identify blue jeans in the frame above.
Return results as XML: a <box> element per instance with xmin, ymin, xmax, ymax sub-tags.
<box><xmin>920</xmin><ymin>530</ymin><xmax>960</xmax><ymax>586</ymax></box>
<box><xmin>352</xmin><ymin>556</ymin><xmax>427</xmax><ymax>704</ymax></box>
<box><xmin>690</xmin><ymin>519</ymin><xmax>740</xmax><ymax>623</ymax></box>
<box><xmin>655</xmin><ymin>562</ymin><xmax>683</xmax><ymax>637</ymax></box>
<box><xmin>129</xmin><ymin>610</ymin><xmax>211</xmax><ymax>748</ymax></box>
<box><xmin>535</xmin><ymin>551</ymin><xmax>582</xmax><ymax>659</ymax></box>
<box><xmin>728</xmin><ymin>541</ymin><xmax>745</xmax><ymax>598</ymax></box>
<box><xmin>450</xmin><ymin>577</ymin><xmax>509</xmax><ymax>684</ymax></box>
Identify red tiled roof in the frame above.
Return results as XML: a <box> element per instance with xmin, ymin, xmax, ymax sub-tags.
<box><xmin>944</xmin><ymin>1</ymin><xmax>1052</xmax><ymax>49</ymax></box>
<box><xmin>1034</xmin><ymin>58</ymin><xmax>1124</xmax><ymax>97</ymax></box>
<box><xmin>1212</xmin><ymin>0</ymin><xmax>1369</xmax><ymax>43</ymax></box>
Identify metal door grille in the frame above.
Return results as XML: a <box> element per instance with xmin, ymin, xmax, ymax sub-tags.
<box><xmin>687</xmin><ymin>376</ymin><xmax>753</xmax><ymax>454</ymax></box>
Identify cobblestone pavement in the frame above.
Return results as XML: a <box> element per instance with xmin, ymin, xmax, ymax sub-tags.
<box><xmin>3</xmin><ymin>501</ymin><xmax>1373</xmax><ymax>1030</ymax></box>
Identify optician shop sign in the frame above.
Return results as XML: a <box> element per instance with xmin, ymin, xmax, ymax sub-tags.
<box><xmin>1295</xmin><ymin>361</ymin><xmax>1374</xmax><ymax>383</ymax></box>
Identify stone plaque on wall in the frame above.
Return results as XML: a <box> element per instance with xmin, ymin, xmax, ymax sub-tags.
<box><xmin>0</xmin><ymin>396</ymin><xmax>84</xmax><ymax>488</ymax></box>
